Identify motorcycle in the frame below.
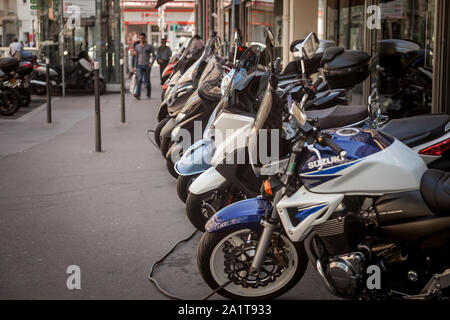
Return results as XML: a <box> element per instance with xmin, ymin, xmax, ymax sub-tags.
<box><xmin>0</xmin><ymin>57</ymin><xmax>26</xmax><ymax>116</ymax></box>
<box><xmin>30</xmin><ymin>51</ymin><xmax>106</xmax><ymax>95</ymax></box>
<box><xmin>376</xmin><ymin>39</ymin><xmax>432</xmax><ymax>118</ymax></box>
<box><xmin>197</xmin><ymin>31</ymin><xmax>450</xmax><ymax>300</ymax></box>
<box><xmin>157</xmin><ymin>37</ymin><xmax>207</xmax><ymax>122</ymax></box>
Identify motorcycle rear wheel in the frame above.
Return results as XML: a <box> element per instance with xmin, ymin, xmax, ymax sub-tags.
<box><xmin>0</xmin><ymin>88</ymin><xmax>21</xmax><ymax>116</ymax></box>
<box><xmin>198</xmin><ymin>228</ymin><xmax>307</xmax><ymax>300</ymax></box>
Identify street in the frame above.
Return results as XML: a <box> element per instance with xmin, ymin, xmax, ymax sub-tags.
<box><xmin>0</xmin><ymin>74</ymin><xmax>335</xmax><ymax>300</ymax></box>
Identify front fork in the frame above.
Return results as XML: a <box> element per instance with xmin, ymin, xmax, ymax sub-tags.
<box><xmin>249</xmin><ymin>149</ymin><xmax>300</xmax><ymax>275</ymax></box>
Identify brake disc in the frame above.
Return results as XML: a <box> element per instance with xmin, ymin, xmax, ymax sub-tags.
<box><xmin>222</xmin><ymin>235</ymin><xmax>289</xmax><ymax>288</ymax></box>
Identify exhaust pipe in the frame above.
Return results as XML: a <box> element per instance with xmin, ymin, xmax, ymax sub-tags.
<box><xmin>30</xmin><ymin>80</ymin><xmax>47</xmax><ymax>87</ymax></box>
<box><xmin>30</xmin><ymin>80</ymin><xmax>59</xmax><ymax>87</ymax></box>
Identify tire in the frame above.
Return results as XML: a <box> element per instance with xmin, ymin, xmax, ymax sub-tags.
<box><xmin>160</xmin><ymin>136</ymin><xmax>172</xmax><ymax>158</ymax></box>
<box><xmin>18</xmin><ymin>87</ymin><xmax>31</xmax><ymax>107</ymax></box>
<box><xmin>186</xmin><ymin>188</ymin><xmax>232</xmax><ymax>232</ymax></box>
<box><xmin>166</xmin><ymin>156</ymin><xmax>179</xmax><ymax>179</ymax></box>
<box><xmin>0</xmin><ymin>88</ymin><xmax>21</xmax><ymax>116</ymax></box>
<box><xmin>154</xmin><ymin>118</ymin><xmax>169</xmax><ymax>148</ymax></box>
<box><xmin>176</xmin><ymin>174</ymin><xmax>198</xmax><ymax>203</ymax></box>
<box><xmin>31</xmin><ymin>85</ymin><xmax>46</xmax><ymax>96</ymax></box>
<box><xmin>197</xmin><ymin>229</ymin><xmax>308</xmax><ymax>300</ymax></box>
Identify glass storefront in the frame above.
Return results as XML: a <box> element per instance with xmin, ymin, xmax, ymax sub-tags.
<box><xmin>242</xmin><ymin>0</ymin><xmax>275</xmax><ymax>45</ymax></box>
<box><xmin>37</xmin><ymin>0</ymin><xmax>121</xmax><ymax>85</ymax></box>
<box><xmin>325</xmin><ymin>0</ymin><xmax>435</xmax><ymax>116</ymax></box>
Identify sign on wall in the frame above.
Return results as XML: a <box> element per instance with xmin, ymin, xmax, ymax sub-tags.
<box><xmin>63</xmin><ymin>0</ymin><xmax>96</xmax><ymax>18</ymax></box>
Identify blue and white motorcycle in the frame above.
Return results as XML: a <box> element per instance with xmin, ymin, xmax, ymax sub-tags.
<box><xmin>197</xmin><ymin>32</ymin><xmax>450</xmax><ymax>300</ymax></box>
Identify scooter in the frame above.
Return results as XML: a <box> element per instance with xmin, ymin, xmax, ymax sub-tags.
<box><xmin>157</xmin><ymin>37</ymin><xmax>212</xmax><ymax>122</ymax></box>
<box><xmin>197</xmin><ymin>32</ymin><xmax>450</xmax><ymax>300</ymax></box>
<box><xmin>186</xmin><ymin>37</ymin><xmax>450</xmax><ymax>232</ymax></box>
<box><xmin>162</xmin><ymin>55</ymin><xmax>229</xmax><ymax>178</ymax></box>
<box><xmin>156</xmin><ymin>36</ymin><xmax>223</xmax><ymax>158</ymax></box>
<box><xmin>30</xmin><ymin>51</ymin><xmax>106</xmax><ymax>95</ymax></box>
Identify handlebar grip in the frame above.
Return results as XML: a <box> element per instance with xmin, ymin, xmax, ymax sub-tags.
<box><xmin>319</xmin><ymin>135</ymin><xmax>347</xmax><ymax>158</ymax></box>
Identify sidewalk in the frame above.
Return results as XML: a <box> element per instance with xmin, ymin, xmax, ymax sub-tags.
<box><xmin>0</xmin><ymin>74</ymin><xmax>335</xmax><ymax>299</ymax></box>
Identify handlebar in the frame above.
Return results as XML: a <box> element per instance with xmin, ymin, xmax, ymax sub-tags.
<box><xmin>317</xmin><ymin>133</ymin><xmax>347</xmax><ymax>158</ymax></box>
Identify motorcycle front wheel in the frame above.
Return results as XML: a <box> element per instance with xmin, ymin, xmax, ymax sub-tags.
<box><xmin>0</xmin><ymin>88</ymin><xmax>21</xmax><ymax>116</ymax></box>
<box><xmin>176</xmin><ymin>174</ymin><xmax>199</xmax><ymax>203</ymax></box>
<box><xmin>18</xmin><ymin>87</ymin><xmax>31</xmax><ymax>107</ymax></box>
<box><xmin>198</xmin><ymin>228</ymin><xmax>307</xmax><ymax>300</ymax></box>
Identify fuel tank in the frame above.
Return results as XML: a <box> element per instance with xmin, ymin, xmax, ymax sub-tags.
<box><xmin>299</xmin><ymin>128</ymin><xmax>427</xmax><ymax>195</ymax></box>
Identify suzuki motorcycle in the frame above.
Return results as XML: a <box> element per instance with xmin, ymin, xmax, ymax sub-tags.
<box><xmin>197</xmin><ymin>32</ymin><xmax>450</xmax><ymax>300</ymax></box>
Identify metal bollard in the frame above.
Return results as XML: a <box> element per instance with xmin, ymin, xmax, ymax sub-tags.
<box><xmin>120</xmin><ymin>58</ymin><xmax>126</xmax><ymax>123</ymax></box>
<box><xmin>94</xmin><ymin>61</ymin><xmax>102</xmax><ymax>152</ymax></box>
<box><xmin>46</xmin><ymin>58</ymin><xmax>52</xmax><ymax>124</ymax></box>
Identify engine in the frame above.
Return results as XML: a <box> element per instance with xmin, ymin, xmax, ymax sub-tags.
<box><xmin>326</xmin><ymin>252</ymin><xmax>366</xmax><ymax>293</ymax></box>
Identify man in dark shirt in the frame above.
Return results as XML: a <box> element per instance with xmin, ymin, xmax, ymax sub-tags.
<box><xmin>134</xmin><ymin>33</ymin><xmax>154</xmax><ymax>100</ymax></box>
<box><xmin>156</xmin><ymin>38</ymin><xmax>172</xmax><ymax>85</ymax></box>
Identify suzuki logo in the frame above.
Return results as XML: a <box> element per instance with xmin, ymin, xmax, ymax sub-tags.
<box><xmin>307</xmin><ymin>155</ymin><xmax>346</xmax><ymax>170</ymax></box>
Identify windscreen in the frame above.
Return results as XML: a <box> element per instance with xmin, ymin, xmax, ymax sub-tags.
<box><xmin>198</xmin><ymin>55</ymin><xmax>225</xmax><ymax>101</ymax></box>
<box><xmin>212</xmin><ymin>44</ymin><xmax>270</xmax><ymax>122</ymax></box>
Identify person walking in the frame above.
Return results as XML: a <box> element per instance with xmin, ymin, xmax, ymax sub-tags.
<box><xmin>9</xmin><ymin>38</ymin><xmax>23</xmax><ymax>59</ymax></box>
<box><xmin>156</xmin><ymin>38</ymin><xmax>172</xmax><ymax>85</ymax></box>
<box><xmin>134</xmin><ymin>33</ymin><xmax>154</xmax><ymax>100</ymax></box>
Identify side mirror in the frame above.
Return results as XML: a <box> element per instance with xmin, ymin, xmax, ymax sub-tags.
<box><xmin>294</xmin><ymin>32</ymin><xmax>319</xmax><ymax>60</ymax></box>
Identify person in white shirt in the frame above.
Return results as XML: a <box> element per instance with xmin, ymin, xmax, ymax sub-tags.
<box><xmin>9</xmin><ymin>38</ymin><xmax>23</xmax><ymax>59</ymax></box>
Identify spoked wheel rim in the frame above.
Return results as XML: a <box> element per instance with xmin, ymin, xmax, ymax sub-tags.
<box><xmin>209</xmin><ymin>229</ymin><xmax>298</xmax><ymax>298</ymax></box>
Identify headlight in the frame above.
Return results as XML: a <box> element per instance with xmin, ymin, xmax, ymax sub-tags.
<box><xmin>171</xmin><ymin>126</ymin><xmax>181</xmax><ymax>140</ymax></box>
<box><xmin>206</xmin><ymin>125</ymin><xmax>215</xmax><ymax>141</ymax></box>
<box><xmin>176</xmin><ymin>112</ymin><xmax>186</xmax><ymax>123</ymax></box>
<box><xmin>220</xmin><ymin>76</ymin><xmax>231</xmax><ymax>96</ymax></box>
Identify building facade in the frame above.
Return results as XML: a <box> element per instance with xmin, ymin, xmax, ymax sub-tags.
<box><xmin>0</xmin><ymin>0</ymin><xmax>18</xmax><ymax>47</ymax></box>
<box><xmin>122</xmin><ymin>0</ymin><xmax>195</xmax><ymax>51</ymax></box>
<box><xmin>37</xmin><ymin>0</ymin><xmax>122</xmax><ymax>88</ymax></box>
<box><xmin>197</xmin><ymin>0</ymin><xmax>450</xmax><ymax>114</ymax></box>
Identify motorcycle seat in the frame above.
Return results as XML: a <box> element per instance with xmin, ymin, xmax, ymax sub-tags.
<box><xmin>306</xmin><ymin>104</ymin><xmax>368</xmax><ymax>129</ymax></box>
<box><xmin>381</xmin><ymin>114</ymin><xmax>450</xmax><ymax>148</ymax></box>
<box><xmin>321</xmin><ymin>47</ymin><xmax>345</xmax><ymax>64</ymax></box>
<box><xmin>421</xmin><ymin>169</ymin><xmax>450</xmax><ymax>215</ymax></box>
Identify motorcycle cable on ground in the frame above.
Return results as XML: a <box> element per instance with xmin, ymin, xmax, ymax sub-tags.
<box><xmin>146</xmin><ymin>129</ymin><xmax>160</xmax><ymax>150</ymax></box>
<box><xmin>146</xmin><ymin>128</ymin><xmax>232</xmax><ymax>299</ymax></box>
<box><xmin>146</xmin><ymin>229</ymin><xmax>232</xmax><ymax>300</ymax></box>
